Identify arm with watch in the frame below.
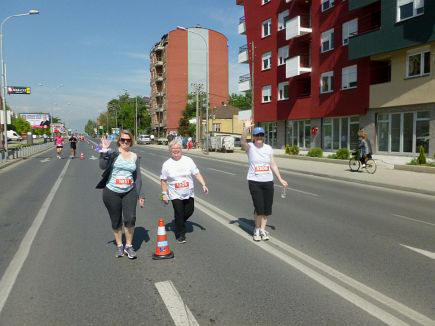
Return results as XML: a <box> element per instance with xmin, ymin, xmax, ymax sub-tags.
<box><xmin>161</xmin><ymin>180</ymin><xmax>169</xmax><ymax>205</ymax></box>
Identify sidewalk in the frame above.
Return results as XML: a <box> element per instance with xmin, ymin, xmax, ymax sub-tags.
<box><xmin>143</xmin><ymin>144</ymin><xmax>435</xmax><ymax>196</ymax></box>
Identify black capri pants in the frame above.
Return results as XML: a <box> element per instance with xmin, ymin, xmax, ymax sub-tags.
<box><xmin>248</xmin><ymin>180</ymin><xmax>274</xmax><ymax>216</ymax></box>
<box><xmin>171</xmin><ymin>197</ymin><xmax>194</xmax><ymax>238</ymax></box>
<box><xmin>102</xmin><ymin>187</ymin><xmax>137</xmax><ymax>229</ymax></box>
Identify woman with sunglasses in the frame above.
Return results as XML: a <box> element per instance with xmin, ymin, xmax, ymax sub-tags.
<box><xmin>241</xmin><ymin>120</ymin><xmax>288</xmax><ymax>241</ymax></box>
<box><xmin>96</xmin><ymin>130</ymin><xmax>145</xmax><ymax>259</ymax></box>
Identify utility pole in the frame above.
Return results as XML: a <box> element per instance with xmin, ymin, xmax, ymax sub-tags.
<box><xmin>191</xmin><ymin>83</ymin><xmax>203</xmax><ymax>148</ymax></box>
<box><xmin>135</xmin><ymin>96</ymin><xmax>138</xmax><ymax>140</ymax></box>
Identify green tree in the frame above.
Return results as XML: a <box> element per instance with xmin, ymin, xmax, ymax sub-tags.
<box><xmin>12</xmin><ymin>116</ymin><xmax>31</xmax><ymax>134</ymax></box>
<box><xmin>84</xmin><ymin>119</ymin><xmax>97</xmax><ymax>136</ymax></box>
<box><xmin>52</xmin><ymin>116</ymin><xmax>61</xmax><ymax>123</ymax></box>
<box><xmin>228</xmin><ymin>90</ymin><xmax>251</xmax><ymax>109</ymax></box>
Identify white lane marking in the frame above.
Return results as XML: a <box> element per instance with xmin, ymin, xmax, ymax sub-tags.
<box><xmin>89</xmin><ymin>155</ymin><xmax>98</xmax><ymax>160</ymax></box>
<box><xmin>155</xmin><ymin>281</ymin><xmax>199</xmax><ymax>326</ymax></box>
<box><xmin>392</xmin><ymin>214</ymin><xmax>435</xmax><ymax>227</ymax></box>
<box><xmin>274</xmin><ymin>184</ymin><xmax>319</xmax><ymax>197</ymax></box>
<box><xmin>207</xmin><ymin>167</ymin><xmax>236</xmax><ymax>175</ymax></box>
<box><xmin>40</xmin><ymin>158</ymin><xmax>50</xmax><ymax>163</ymax></box>
<box><xmin>140</xmin><ymin>166</ymin><xmax>434</xmax><ymax>326</ymax></box>
<box><xmin>400</xmin><ymin>245</ymin><xmax>435</xmax><ymax>260</ymax></box>
<box><xmin>0</xmin><ymin>159</ymin><xmax>71</xmax><ymax>314</ymax></box>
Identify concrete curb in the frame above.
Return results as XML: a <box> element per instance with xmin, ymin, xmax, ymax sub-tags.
<box><xmin>394</xmin><ymin>164</ymin><xmax>435</xmax><ymax>174</ymax></box>
<box><xmin>0</xmin><ymin>145</ymin><xmax>54</xmax><ymax>171</ymax></box>
<box><xmin>142</xmin><ymin>146</ymin><xmax>435</xmax><ymax>197</ymax></box>
<box><xmin>274</xmin><ymin>154</ymin><xmax>349</xmax><ymax>165</ymax></box>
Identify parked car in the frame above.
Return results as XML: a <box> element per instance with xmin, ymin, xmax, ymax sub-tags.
<box><xmin>137</xmin><ymin>134</ymin><xmax>151</xmax><ymax>144</ymax></box>
<box><xmin>7</xmin><ymin>130</ymin><xmax>22</xmax><ymax>141</ymax></box>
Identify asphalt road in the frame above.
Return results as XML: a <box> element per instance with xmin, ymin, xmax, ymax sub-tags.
<box><xmin>0</xmin><ymin>140</ymin><xmax>433</xmax><ymax>325</ymax></box>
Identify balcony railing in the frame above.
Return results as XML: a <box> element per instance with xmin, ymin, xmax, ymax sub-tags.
<box><xmin>286</xmin><ymin>15</ymin><xmax>312</xmax><ymax>40</ymax></box>
<box><xmin>238</xmin><ymin>45</ymin><xmax>249</xmax><ymax>64</ymax></box>
<box><xmin>238</xmin><ymin>73</ymin><xmax>251</xmax><ymax>92</ymax></box>
<box><xmin>238</xmin><ymin>16</ymin><xmax>246</xmax><ymax>35</ymax></box>
<box><xmin>286</xmin><ymin>55</ymin><xmax>311</xmax><ymax>78</ymax></box>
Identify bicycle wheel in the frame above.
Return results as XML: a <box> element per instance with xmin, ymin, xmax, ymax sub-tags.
<box><xmin>365</xmin><ymin>159</ymin><xmax>377</xmax><ymax>174</ymax></box>
<box><xmin>349</xmin><ymin>158</ymin><xmax>360</xmax><ymax>171</ymax></box>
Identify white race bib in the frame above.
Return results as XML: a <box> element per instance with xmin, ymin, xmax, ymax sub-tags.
<box><xmin>115</xmin><ymin>177</ymin><xmax>133</xmax><ymax>188</ymax></box>
<box><xmin>254</xmin><ymin>164</ymin><xmax>271</xmax><ymax>174</ymax></box>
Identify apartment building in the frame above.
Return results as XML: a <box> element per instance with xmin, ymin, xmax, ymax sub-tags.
<box><xmin>349</xmin><ymin>0</ymin><xmax>435</xmax><ymax>156</ymax></box>
<box><xmin>149</xmin><ymin>27</ymin><xmax>229</xmax><ymax>137</ymax></box>
<box><xmin>237</xmin><ymin>0</ymin><xmax>434</xmax><ymax>156</ymax></box>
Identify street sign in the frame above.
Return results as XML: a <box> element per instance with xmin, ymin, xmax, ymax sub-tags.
<box><xmin>7</xmin><ymin>86</ymin><xmax>31</xmax><ymax>95</ymax></box>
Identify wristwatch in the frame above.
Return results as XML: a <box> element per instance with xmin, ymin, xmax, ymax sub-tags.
<box><xmin>162</xmin><ymin>191</ymin><xmax>168</xmax><ymax>195</ymax></box>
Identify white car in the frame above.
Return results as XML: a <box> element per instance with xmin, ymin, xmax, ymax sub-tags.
<box><xmin>137</xmin><ymin>134</ymin><xmax>151</xmax><ymax>144</ymax></box>
<box><xmin>7</xmin><ymin>130</ymin><xmax>22</xmax><ymax>141</ymax></box>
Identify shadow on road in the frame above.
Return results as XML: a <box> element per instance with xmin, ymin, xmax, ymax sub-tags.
<box><xmin>229</xmin><ymin>217</ymin><xmax>276</xmax><ymax>235</ymax></box>
<box><xmin>165</xmin><ymin>219</ymin><xmax>206</xmax><ymax>237</ymax></box>
<box><xmin>106</xmin><ymin>226</ymin><xmax>150</xmax><ymax>251</ymax></box>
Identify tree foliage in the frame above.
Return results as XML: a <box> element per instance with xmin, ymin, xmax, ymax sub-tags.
<box><xmin>228</xmin><ymin>90</ymin><xmax>251</xmax><ymax>109</ymax></box>
<box><xmin>85</xmin><ymin>119</ymin><xmax>97</xmax><ymax>136</ymax></box>
<box><xmin>11</xmin><ymin>116</ymin><xmax>31</xmax><ymax>134</ymax></box>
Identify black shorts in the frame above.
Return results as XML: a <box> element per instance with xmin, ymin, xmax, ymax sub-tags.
<box><xmin>102</xmin><ymin>187</ymin><xmax>137</xmax><ymax>229</ymax></box>
<box><xmin>56</xmin><ymin>145</ymin><xmax>63</xmax><ymax>149</ymax></box>
<box><xmin>248</xmin><ymin>180</ymin><xmax>274</xmax><ymax>216</ymax></box>
<box><xmin>70</xmin><ymin>144</ymin><xmax>76</xmax><ymax>149</ymax></box>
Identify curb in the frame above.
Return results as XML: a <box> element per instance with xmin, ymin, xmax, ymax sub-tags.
<box><xmin>145</xmin><ymin>146</ymin><xmax>435</xmax><ymax>197</ymax></box>
<box><xmin>274</xmin><ymin>154</ymin><xmax>349</xmax><ymax>165</ymax></box>
<box><xmin>394</xmin><ymin>164</ymin><xmax>435</xmax><ymax>174</ymax></box>
<box><xmin>0</xmin><ymin>145</ymin><xmax>54</xmax><ymax>171</ymax></box>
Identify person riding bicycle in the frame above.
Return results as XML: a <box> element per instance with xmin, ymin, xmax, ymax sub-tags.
<box><xmin>358</xmin><ymin>131</ymin><xmax>370</xmax><ymax>168</ymax></box>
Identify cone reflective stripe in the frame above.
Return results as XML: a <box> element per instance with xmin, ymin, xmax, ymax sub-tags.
<box><xmin>80</xmin><ymin>153</ymin><xmax>84</xmax><ymax>160</ymax></box>
<box><xmin>153</xmin><ymin>217</ymin><xmax>174</xmax><ymax>260</ymax></box>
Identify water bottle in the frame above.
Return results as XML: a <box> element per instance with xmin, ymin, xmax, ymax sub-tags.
<box><xmin>281</xmin><ymin>186</ymin><xmax>287</xmax><ymax>199</ymax></box>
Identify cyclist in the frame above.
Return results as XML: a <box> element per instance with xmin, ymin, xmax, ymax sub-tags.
<box><xmin>55</xmin><ymin>132</ymin><xmax>64</xmax><ymax>159</ymax></box>
<box><xmin>358</xmin><ymin>131</ymin><xmax>370</xmax><ymax>168</ymax></box>
<box><xmin>96</xmin><ymin>130</ymin><xmax>145</xmax><ymax>259</ymax></box>
<box><xmin>241</xmin><ymin>120</ymin><xmax>288</xmax><ymax>241</ymax></box>
<box><xmin>160</xmin><ymin>140</ymin><xmax>208</xmax><ymax>244</ymax></box>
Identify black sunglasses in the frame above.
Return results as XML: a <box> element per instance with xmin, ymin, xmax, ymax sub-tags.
<box><xmin>254</xmin><ymin>133</ymin><xmax>265</xmax><ymax>137</ymax></box>
<box><xmin>120</xmin><ymin>138</ymin><xmax>132</xmax><ymax>144</ymax></box>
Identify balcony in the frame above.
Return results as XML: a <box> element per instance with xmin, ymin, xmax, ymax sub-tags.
<box><xmin>238</xmin><ymin>45</ymin><xmax>249</xmax><ymax>64</ymax></box>
<box><xmin>286</xmin><ymin>55</ymin><xmax>311</xmax><ymax>78</ymax></box>
<box><xmin>155</xmin><ymin>44</ymin><xmax>164</xmax><ymax>51</ymax></box>
<box><xmin>154</xmin><ymin>60</ymin><xmax>163</xmax><ymax>67</ymax></box>
<box><xmin>238</xmin><ymin>16</ymin><xmax>246</xmax><ymax>35</ymax></box>
<box><xmin>238</xmin><ymin>74</ymin><xmax>251</xmax><ymax>92</ymax></box>
<box><xmin>155</xmin><ymin>74</ymin><xmax>164</xmax><ymax>83</ymax></box>
<box><xmin>155</xmin><ymin>105</ymin><xmax>165</xmax><ymax>112</ymax></box>
<box><xmin>155</xmin><ymin>92</ymin><xmax>164</xmax><ymax>98</ymax></box>
<box><xmin>286</xmin><ymin>15</ymin><xmax>312</xmax><ymax>40</ymax></box>
<box><xmin>349</xmin><ymin>0</ymin><xmax>379</xmax><ymax>10</ymax></box>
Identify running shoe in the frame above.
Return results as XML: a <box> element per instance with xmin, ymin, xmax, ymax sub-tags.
<box><xmin>177</xmin><ymin>235</ymin><xmax>187</xmax><ymax>244</ymax></box>
<box><xmin>123</xmin><ymin>245</ymin><xmax>136</xmax><ymax>259</ymax></box>
<box><xmin>253</xmin><ymin>229</ymin><xmax>261</xmax><ymax>242</ymax></box>
<box><xmin>115</xmin><ymin>245</ymin><xmax>124</xmax><ymax>258</ymax></box>
<box><xmin>260</xmin><ymin>229</ymin><xmax>270</xmax><ymax>241</ymax></box>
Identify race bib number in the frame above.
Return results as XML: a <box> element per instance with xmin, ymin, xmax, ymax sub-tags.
<box><xmin>175</xmin><ymin>181</ymin><xmax>189</xmax><ymax>189</ymax></box>
<box><xmin>115</xmin><ymin>177</ymin><xmax>133</xmax><ymax>188</ymax></box>
<box><xmin>255</xmin><ymin>164</ymin><xmax>271</xmax><ymax>174</ymax></box>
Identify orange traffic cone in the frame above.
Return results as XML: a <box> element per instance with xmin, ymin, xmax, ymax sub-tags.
<box><xmin>80</xmin><ymin>152</ymin><xmax>84</xmax><ymax>160</ymax></box>
<box><xmin>152</xmin><ymin>218</ymin><xmax>174</xmax><ymax>260</ymax></box>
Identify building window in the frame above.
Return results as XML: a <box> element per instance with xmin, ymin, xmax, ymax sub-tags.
<box><xmin>262</xmin><ymin>19</ymin><xmax>272</xmax><ymax>38</ymax></box>
<box><xmin>406</xmin><ymin>51</ymin><xmax>430</xmax><ymax>77</ymax></box>
<box><xmin>212</xmin><ymin>123</ymin><xmax>221</xmax><ymax>132</ymax></box>
<box><xmin>320</xmin><ymin>71</ymin><xmax>334</xmax><ymax>93</ymax></box>
<box><xmin>262</xmin><ymin>85</ymin><xmax>272</xmax><ymax>103</ymax></box>
<box><xmin>321</xmin><ymin>0</ymin><xmax>334</xmax><ymax>12</ymax></box>
<box><xmin>321</xmin><ymin>28</ymin><xmax>334</xmax><ymax>53</ymax></box>
<box><xmin>278</xmin><ymin>10</ymin><xmax>289</xmax><ymax>31</ymax></box>
<box><xmin>262</xmin><ymin>52</ymin><xmax>272</xmax><ymax>70</ymax></box>
<box><xmin>286</xmin><ymin>120</ymin><xmax>311</xmax><ymax>149</ymax></box>
<box><xmin>278</xmin><ymin>82</ymin><xmax>289</xmax><ymax>100</ymax></box>
<box><xmin>259</xmin><ymin>122</ymin><xmax>277</xmax><ymax>147</ymax></box>
<box><xmin>262</xmin><ymin>0</ymin><xmax>271</xmax><ymax>5</ymax></box>
<box><xmin>342</xmin><ymin>19</ymin><xmax>358</xmax><ymax>45</ymax></box>
<box><xmin>342</xmin><ymin>65</ymin><xmax>357</xmax><ymax>89</ymax></box>
<box><xmin>323</xmin><ymin>117</ymin><xmax>359</xmax><ymax>151</ymax></box>
<box><xmin>278</xmin><ymin>46</ymin><xmax>289</xmax><ymax>66</ymax></box>
<box><xmin>397</xmin><ymin>0</ymin><xmax>424</xmax><ymax>22</ymax></box>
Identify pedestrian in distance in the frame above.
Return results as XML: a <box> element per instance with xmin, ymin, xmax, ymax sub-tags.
<box><xmin>55</xmin><ymin>132</ymin><xmax>64</xmax><ymax>159</ymax></box>
<box><xmin>96</xmin><ymin>130</ymin><xmax>145</xmax><ymax>259</ymax></box>
<box><xmin>160</xmin><ymin>140</ymin><xmax>208</xmax><ymax>244</ymax></box>
<box><xmin>241</xmin><ymin>120</ymin><xmax>288</xmax><ymax>241</ymax></box>
<box><xmin>69</xmin><ymin>133</ymin><xmax>78</xmax><ymax>158</ymax></box>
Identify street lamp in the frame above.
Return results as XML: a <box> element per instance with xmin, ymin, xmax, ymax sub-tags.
<box><xmin>1</xmin><ymin>9</ymin><xmax>39</xmax><ymax>156</ymax></box>
<box><xmin>177</xmin><ymin>26</ymin><xmax>209</xmax><ymax>154</ymax></box>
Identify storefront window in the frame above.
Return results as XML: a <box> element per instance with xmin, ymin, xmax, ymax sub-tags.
<box><xmin>341</xmin><ymin>117</ymin><xmax>349</xmax><ymax>149</ymax></box>
<box><xmin>403</xmin><ymin>113</ymin><xmax>413</xmax><ymax>153</ymax></box>
<box><xmin>323</xmin><ymin>118</ymin><xmax>332</xmax><ymax>150</ymax></box>
<box><xmin>333</xmin><ymin>118</ymin><xmax>340</xmax><ymax>149</ymax></box>
<box><xmin>286</xmin><ymin>120</ymin><xmax>311</xmax><ymax>149</ymax></box>
<box><xmin>416</xmin><ymin>112</ymin><xmax>430</xmax><ymax>153</ymax></box>
<box><xmin>298</xmin><ymin>121</ymin><xmax>304</xmax><ymax>147</ymax></box>
<box><xmin>391</xmin><ymin>114</ymin><xmax>401</xmax><ymax>152</ymax></box>
<box><xmin>323</xmin><ymin>116</ymin><xmax>358</xmax><ymax>151</ymax></box>
<box><xmin>259</xmin><ymin>122</ymin><xmax>277</xmax><ymax>147</ymax></box>
<box><xmin>304</xmin><ymin>120</ymin><xmax>311</xmax><ymax>148</ymax></box>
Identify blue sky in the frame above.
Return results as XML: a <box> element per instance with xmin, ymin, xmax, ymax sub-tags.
<box><xmin>0</xmin><ymin>0</ymin><xmax>248</xmax><ymax>131</ymax></box>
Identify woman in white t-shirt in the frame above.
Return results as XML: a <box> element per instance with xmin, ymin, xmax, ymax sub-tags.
<box><xmin>241</xmin><ymin>121</ymin><xmax>288</xmax><ymax>241</ymax></box>
<box><xmin>160</xmin><ymin>140</ymin><xmax>208</xmax><ymax>243</ymax></box>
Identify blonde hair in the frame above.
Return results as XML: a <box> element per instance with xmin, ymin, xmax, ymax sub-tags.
<box><xmin>117</xmin><ymin>130</ymin><xmax>134</xmax><ymax>147</ymax></box>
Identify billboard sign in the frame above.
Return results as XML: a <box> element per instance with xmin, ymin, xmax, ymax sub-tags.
<box><xmin>7</xmin><ymin>86</ymin><xmax>31</xmax><ymax>95</ymax></box>
<box><xmin>19</xmin><ymin>113</ymin><xmax>51</xmax><ymax>129</ymax></box>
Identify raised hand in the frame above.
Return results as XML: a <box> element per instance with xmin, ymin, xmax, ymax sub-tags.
<box><xmin>244</xmin><ymin>119</ymin><xmax>254</xmax><ymax>130</ymax></box>
<box><xmin>101</xmin><ymin>137</ymin><xmax>111</xmax><ymax>149</ymax></box>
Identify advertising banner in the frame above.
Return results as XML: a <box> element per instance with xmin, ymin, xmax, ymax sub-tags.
<box><xmin>19</xmin><ymin>113</ymin><xmax>51</xmax><ymax>129</ymax></box>
<box><xmin>7</xmin><ymin>86</ymin><xmax>31</xmax><ymax>95</ymax></box>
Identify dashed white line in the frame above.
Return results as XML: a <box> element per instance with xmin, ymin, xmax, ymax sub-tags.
<box><xmin>207</xmin><ymin>167</ymin><xmax>236</xmax><ymax>175</ymax></box>
<box><xmin>0</xmin><ymin>159</ymin><xmax>71</xmax><ymax>314</ymax></box>
<box><xmin>400</xmin><ymin>245</ymin><xmax>435</xmax><ymax>260</ymax></box>
<box><xmin>155</xmin><ymin>281</ymin><xmax>199</xmax><ymax>326</ymax></box>
<box><xmin>392</xmin><ymin>214</ymin><xmax>435</xmax><ymax>227</ymax></box>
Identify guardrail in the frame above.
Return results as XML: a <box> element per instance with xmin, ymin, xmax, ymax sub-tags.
<box><xmin>0</xmin><ymin>142</ymin><xmax>54</xmax><ymax>163</ymax></box>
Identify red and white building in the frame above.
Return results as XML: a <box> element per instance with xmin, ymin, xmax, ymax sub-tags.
<box><xmin>236</xmin><ymin>0</ymin><xmax>379</xmax><ymax>150</ymax></box>
<box><xmin>149</xmin><ymin>27</ymin><xmax>229</xmax><ymax>136</ymax></box>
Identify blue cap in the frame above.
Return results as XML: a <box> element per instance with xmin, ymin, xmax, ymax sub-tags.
<box><xmin>252</xmin><ymin>127</ymin><xmax>265</xmax><ymax>135</ymax></box>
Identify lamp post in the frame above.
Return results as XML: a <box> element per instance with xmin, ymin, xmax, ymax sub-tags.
<box><xmin>177</xmin><ymin>26</ymin><xmax>209</xmax><ymax>154</ymax></box>
<box><xmin>1</xmin><ymin>9</ymin><xmax>39</xmax><ymax>156</ymax></box>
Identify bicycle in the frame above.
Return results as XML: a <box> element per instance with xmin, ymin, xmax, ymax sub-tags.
<box><xmin>349</xmin><ymin>151</ymin><xmax>377</xmax><ymax>174</ymax></box>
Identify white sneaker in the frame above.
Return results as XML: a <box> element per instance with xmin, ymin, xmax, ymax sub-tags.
<box><xmin>253</xmin><ymin>229</ymin><xmax>261</xmax><ymax>242</ymax></box>
<box><xmin>260</xmin><ymin>229</ymin><xmax>270</xmax><ymax>241</ymax></box>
